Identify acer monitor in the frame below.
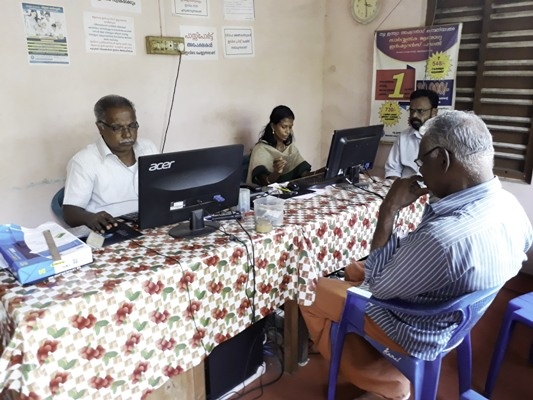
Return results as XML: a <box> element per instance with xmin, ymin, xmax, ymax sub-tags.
<box><xmin>137</xmin><ymin>144</ymin><xmax>244</xmax><ymax>238</ymax></box>
<box><xmin>324</xmin><ymin>124</ymin><xmax>384</xmax><ymax>184</ymax></box>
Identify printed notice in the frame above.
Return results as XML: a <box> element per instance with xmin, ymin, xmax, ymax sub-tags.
<box><xmin>181</xmin><ymin>25</ymin><xmax>218</xmax><ymax>60</ymax></box>
<box><xmin>174</xmin><ymin>0</ymin><xmax>208</xmax><ymax>17</ymax></box>
<box><xmin>22</xmin><ymin>2</ymin><xmax>69</xmax><ymax>65</ymax></box>
<box><xmin>223</xmin><ymin>27</ymin><xmax>254</xmax><ymax>57</ymax></box>
<box><xmin>91</xmin><ymin>0</ymin><xmax>142</xmax><ymax>13</ymax></box>
<box><xmin>83</xmin><ymin>12</ymin><xmax>135</xmax><ymax>54</ymax></box>
<box><xmin>224</xmin><ymin>0</ymin><xmax>255</xmax><ymax>21</ymax></box>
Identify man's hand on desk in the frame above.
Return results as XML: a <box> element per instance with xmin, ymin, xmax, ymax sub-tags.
<box><xmin>87</xmin><ymin>212</ymin><xmax>119</xmax><ymax>234</ymax></box>
<box><xmin>63</xmin><ymin>204</ymin><xmax>118</xmax><ymax>234</ymax></box>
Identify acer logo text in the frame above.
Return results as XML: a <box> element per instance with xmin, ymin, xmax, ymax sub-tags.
<box><xmin>149</xmin><ymin>161</ymin><xmax>175</xmax><ymax>171</ymax></box>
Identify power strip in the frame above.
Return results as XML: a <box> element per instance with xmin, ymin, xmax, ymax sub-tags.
<box><xmin>205</xmin><ymin>211</ymin><xmax>242</xmax><ymax>221</ymax></box>
<box><xmin>216</xmin><ymin>362</ymin><xmax>266</xmax><ymax>400</ymax></box>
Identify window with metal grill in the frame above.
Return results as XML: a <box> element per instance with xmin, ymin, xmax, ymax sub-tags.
<box><xmin>426</xmin><ymin>0</ymin><xmax>533</xmax><ymax>183</ymax></box>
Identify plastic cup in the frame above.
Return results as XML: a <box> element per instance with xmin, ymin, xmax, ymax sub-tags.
<box><xmin>253</xmin><ymin>196</ymin><xmax>285</xmax><ymax>228</ymax></box>
<box><xmin>238</xmin><ymin>188</ymin><xmax>251</xmax><ymax>213</ymax></box>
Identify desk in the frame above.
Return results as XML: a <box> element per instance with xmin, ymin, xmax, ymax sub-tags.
<box><xmin>0</xmin><ymin>179</ymin><xmax>425</xmax><ymax>399</ymax></box>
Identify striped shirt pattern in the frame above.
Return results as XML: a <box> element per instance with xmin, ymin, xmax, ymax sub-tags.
<box><xmin>364</xmin><ymin>177</ymin><xmax>533</xmax><ymax>360</ymax></box>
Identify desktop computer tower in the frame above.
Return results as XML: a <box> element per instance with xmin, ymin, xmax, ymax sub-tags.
<box><xmin>205</xmin><ymin>317</ymin><xmax>266</xmax><ymax>399</ymax></box>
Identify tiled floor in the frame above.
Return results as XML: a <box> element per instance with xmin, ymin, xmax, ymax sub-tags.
<box><xmin>228</xmin><ymin>273</ymin><xmax>533</xmax><ymax>400</ymax></box>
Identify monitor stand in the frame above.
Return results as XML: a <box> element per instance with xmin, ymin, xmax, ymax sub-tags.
<box><xmin>346</xmin><ymin>165</ymin><xmax>368</xmax><ymax>188</ymax></box>
<box><xmin>169</xmin><ymin>209</ymin><xmax>220</xmax><ymax>239</ymax></box>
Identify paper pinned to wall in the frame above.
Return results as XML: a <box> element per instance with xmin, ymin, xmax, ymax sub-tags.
<box><xmin>224</xmin><ymin>0</ymin><xmax>255</xmax><ymax>21</ymax></box>
<box><xmin>21</xmin><ymin>2</ymin><xmax>70</xmax><ymax>65</ymax></box>
<box><xmin>181</xmin><ymin>25</ymin><xmax>218</xmax><ymax>60</ymax></box>
<box><xmin>83</xmin><ymin>12</ymin><xmax>136</xmax><ymax>55</ymax></box>
<box><xmin>173</xmin><ymin>0</ymin><xmax>209</xmax><ymax>18</ymax></box>
<box><xmin>91</xmin><ymin>0</ymin><xmax>142</xmax><ymax>14</ymax></box>
<box><xmin>222</xmin><ymin>26</ymin><xmax>254</xmax><ymax>58</ymax></box>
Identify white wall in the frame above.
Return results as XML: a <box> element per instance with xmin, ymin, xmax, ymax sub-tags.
<box><xmin>0</xmin><ymin>0</ymin><xmax>325</xmax><ymax>225</ymax></box>
<box><xmin>1</xmin><ymin>0</ymin><xmax>532</xmax><ymax>272</ymax></box>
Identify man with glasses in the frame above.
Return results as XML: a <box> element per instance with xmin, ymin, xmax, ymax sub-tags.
<box><xmin>63</xmin><ymin>94</ymin><xmax>158</xmax><ymax>233</ymax></box>
<box><xmin>301</xmin><ymin>111</ymin><xmax>533</xmax><ymax>400</ymax></box>
<box><xmin>384</xmin><ymin>89</ymin><xmax>439</xmax><ymax>179</ymax></box>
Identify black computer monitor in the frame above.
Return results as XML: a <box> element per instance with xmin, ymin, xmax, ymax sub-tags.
<box><xmin>137</xmin><ymin>144</ymin><xmax>244</xmax><ymax>238</ymax></box>
<box><xmin>324</xmin><ymin>124</ymin><xmax>384</xmax><ymax>184</ymax></box>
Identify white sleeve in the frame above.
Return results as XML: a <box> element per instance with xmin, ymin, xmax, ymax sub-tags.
<box><xmin>63</xmin><ymin>157</ymin><xmax>95</xmax><ymax>209</ymax></box>
<box><xmin>384</xmin><ymin>138</ymin><xmax>402</xmax><ymax>178</ymax></box>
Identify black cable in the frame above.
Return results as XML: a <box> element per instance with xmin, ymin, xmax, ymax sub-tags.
<box><xmin>160</xmin><ymin>52</ymin><xmax>183</xmax><ymax>153</ymax></box>
<box><xmin>225</xmin><ymin>315</ymin><xmax>285</xmax><ymax>400</ymax></box>
<box><xmin>127</xmin><ymin>239</ymin><xmax>208</xmax><ymax>354</ymax></box>
<box><xmin>206</xmin><ymin>322</ymin><xmax>267</xmax><ymax>400</ymax></box>
<box><xmin>208</xmin><ymin>218</ymin><xmax>257</xmax><ymax>327</ymax></box>
<box><xmin>342</xmin><ymin>179</ymin><xmax>385</xmax><ymax>200</ymax></box>
<box><xmin>129</xmin><ymin>218</ymin><xmax>278</xmax><ymax>399</ymax></box>
<box><xmin>221</xmin><ymin>355</ymin><xmax>285</xmax><ymax>400</ymax></box>
<box><xmin>234</xmin><ymin>218</ymin><xmax>258</xmax><ymax>324</ymax></box>
<box><xmin>191</xmin><ymin>219</ymin><xmax>267</xmax><ymax>400</ymax></box>
<box><xmin>362</xmin><ymin>170</ymin><xmax>379</xmax><ymax>184</ymax></box>
<box><xmin>352</xmin><ymin>184</ymin><xmax>384</xmax><ymax>200</ymax></box>
<box><xmin>132</xmin><ymin>225</ymin><xmax>265</xmax><ymax>400</ymax></box>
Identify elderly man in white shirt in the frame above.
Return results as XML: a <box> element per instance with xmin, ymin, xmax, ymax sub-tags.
<box><xmin>384</xmin><ymin>89</ymin><xmax>439</xmax><ymax>179</ymax></box>
<box><xmin>63</xmin><ymin>95</ymin><xmax>158</xmax><ymax>233</ymax></box>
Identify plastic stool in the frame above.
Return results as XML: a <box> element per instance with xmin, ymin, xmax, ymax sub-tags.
<box><xmin>484</xmin><ymin>292</ymin><xmax>533</xmax><ymax>397</ymax></box>
<box><xmin>461</xmin><ymin>389</ymin><xmax>488</xmax><ymax>400</ymax></box>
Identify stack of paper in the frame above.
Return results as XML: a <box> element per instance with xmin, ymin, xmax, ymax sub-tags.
<box><xmin>0</xmin><ymin>222</ymin><xmax>93</xmax><ymax>285</ymax></box>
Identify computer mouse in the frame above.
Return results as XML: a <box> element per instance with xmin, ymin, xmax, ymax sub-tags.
<box><xmin>287</xmin><ymin>181</ymin><xmax>299</xmax><ymax>191</ymax></box>
<box><xmin>103</xmin><ymin>223</ymin><xmax>120</xmax><ymax>238</ymax></box>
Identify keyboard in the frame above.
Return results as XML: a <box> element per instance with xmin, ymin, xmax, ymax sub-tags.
<box><xmin>288</xmin><ymin>172</ymin><xmax>344</xmax><ymax>190</ymax></box>
<box><xmin>119</xmin><ymin>212</ymin><xmax>139</xmax><ymax>224</ymax></box>
<box><xmin>102</xmin><ymin>221</ymin><xmax>143</xmax><ymax>246</ymax></box>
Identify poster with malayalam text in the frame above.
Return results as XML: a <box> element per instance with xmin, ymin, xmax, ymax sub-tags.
<box><xmin>181</xmin><ymin>25</ymin><xmax>218</xmax><ymax>60</ymax></box>
<box><xmin>222</xmin><ymin>26</ymin><xmax>254</xmax><ymax>57</ymax></box>
<box><xmin>370</xmin><ymin>24</ymin><xmax>462</xmax><ymax>142</ymax></box>
<box><xmin>83</xmin><ymin>12</ymin><xmax>136</xmax><ymax>55</ymax></box>
<box><xmin>173</xmin><ymin>0</ymin><xmax>208</xmax><ymax>17</ymax></box>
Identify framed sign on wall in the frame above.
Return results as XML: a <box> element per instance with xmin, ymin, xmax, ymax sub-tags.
<box><xmin>369</xmin><ymin>24</ymin><xmax>462</xmax><ymax>142</ymax></box>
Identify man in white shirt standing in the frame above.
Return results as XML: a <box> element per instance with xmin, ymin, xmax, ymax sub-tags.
<box><xmin>384</xmin><ymin>89</ymin><xmax>439</xmax><ymax>179</ymax></box>
<box><xmin>63</xmin><ymin>94</ymin><xmax>158</xmax><ymax>233</ymax></box>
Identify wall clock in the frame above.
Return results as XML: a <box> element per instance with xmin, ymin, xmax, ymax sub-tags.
<box><xmin>351</xmin><ymin>0</ymin><xmax>382</xmax><ymax>24</ymax></box>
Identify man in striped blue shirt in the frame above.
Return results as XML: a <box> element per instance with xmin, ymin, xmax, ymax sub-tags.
<box><xmin>300</xmin><ymin>111</ymin><xmax>533</xmax><ymax>400</ymax></box>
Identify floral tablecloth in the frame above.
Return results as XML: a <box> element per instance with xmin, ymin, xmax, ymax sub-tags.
<box><xmin>0</xmin><ymin>179</ymin><xmax>425</xmax><ymax>399</ymax></box>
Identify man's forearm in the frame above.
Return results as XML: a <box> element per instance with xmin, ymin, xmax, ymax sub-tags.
<box><xmin>62</xmin><ymin>205</ymin><xmax>93</xmax><ymax>227</ymax></box>
<box><xmin>370</xmin><ymin>201</ymin><xmax>398</xmax><ymax>251</ymax></box>
<box><xmin>370</xmin><ymin>176</ymin><xmax>429</xmax><ymax>252</ymax></box>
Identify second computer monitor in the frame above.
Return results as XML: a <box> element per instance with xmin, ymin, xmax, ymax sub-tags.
<box><xmin>325</xmin><ymin>124</ymin><xmax>384</xmax><ymax>183</ymax></box>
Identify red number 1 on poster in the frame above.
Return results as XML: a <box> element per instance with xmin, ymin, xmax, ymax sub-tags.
<box><xmin>374</xmin><ymin>68</ymin><xmax>416</xmax><ymax>101</ymax></box>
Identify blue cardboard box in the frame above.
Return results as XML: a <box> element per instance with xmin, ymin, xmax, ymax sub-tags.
<box><xmin>0</xmin><ymin>222</ymin><xmax>93</xmax><ymax>285</ymax></box>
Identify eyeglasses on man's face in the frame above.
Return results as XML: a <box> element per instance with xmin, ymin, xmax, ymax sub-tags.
<box><xmin>98</xmin><ymin>120</ymin><xmax>139</xmax><ymax>133</ymax></box>
<box><xmin>408</xmin><ymin>107</ymin><xmax>433</xmax><ymax>116</ymax></box>
<box><xmin>414</xmin><ymin>146</ymin><xmax>443</xmax><ymax>168</ymax></box>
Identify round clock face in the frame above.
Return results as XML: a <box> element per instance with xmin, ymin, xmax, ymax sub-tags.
<box><xmin>352</xmin><ymin>0</ymin><xmax>381</xmax><ymax>24</ymax></box>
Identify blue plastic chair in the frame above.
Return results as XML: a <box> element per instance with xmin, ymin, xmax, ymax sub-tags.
<box><xmin>51</xmin><ymin>187</ymin><xmax>65</xmax><ymax>220</ymax></box>
<box><xmin>328</xmin><ymin>285</ymin><xmax>501</xmax><ymax>400</ymax></box>
<box><xmin>484</xmin><ymin>291</ymin><xmax>533</xmax><ymax>398</ymax></box>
